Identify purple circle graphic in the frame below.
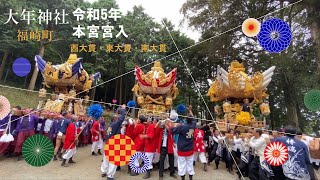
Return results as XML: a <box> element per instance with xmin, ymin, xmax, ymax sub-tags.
<box><xmin>12</xmin><ymin>58</ymin><xmax>31</xmax><ymax>77</ymax></box>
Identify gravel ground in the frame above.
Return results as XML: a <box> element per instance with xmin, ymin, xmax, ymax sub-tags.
<box><xmin>0</xmin><ymin>145</ymin><xmax>239</xmax><ymax>180</ymax></box>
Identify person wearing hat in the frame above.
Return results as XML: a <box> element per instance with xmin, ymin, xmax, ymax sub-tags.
<box><xmin>193</xmin><ymin>122</ymin><xmax>208</xmax><ymax>172</ymax></box>
<box><xmin>170</xmin><ymin>114</ymin><xmax>196</xmax><ymax>180</ymax></box>
<box><xmin>130</xmin><ymin>115</ymin><xmax>147</xmax><ymax>176</ymax></box>
<box><xmin>139</xmin><ymin>116</ymin><xmax>157</xmax><ymax>179</ymax></box>
<box><xmin>101</xmin><ymin>104</ymin><xmax>126</xmax><ymax>180</ymax></box>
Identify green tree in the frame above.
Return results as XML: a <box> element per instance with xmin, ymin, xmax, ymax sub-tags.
<box><xmin>181</xmin><ymin>0</ymin><xmax>318</xmax><ymax>130</ymax></box>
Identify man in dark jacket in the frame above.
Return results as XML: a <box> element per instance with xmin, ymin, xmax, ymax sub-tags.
<box><xmin>101</xmin><ymin>104</ymin><xmax>126</xmax><ymax>180</ymax></box>
<box><xmin>170</xmin><ymin>114</ymin><xmax>196</xmax><ymax>180</ymax></box>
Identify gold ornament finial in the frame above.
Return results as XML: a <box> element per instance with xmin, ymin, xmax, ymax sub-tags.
<box><xmin>151</xmin><ymin>61</ymin><xmax>164</xmax><ymax>72</ymax></box>
<box><xmin>67</xmin><ymin>54</ymin><xmax>78</xmax><ymax>64</ymax></box>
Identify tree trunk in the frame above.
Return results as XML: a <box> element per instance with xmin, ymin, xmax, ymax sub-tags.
<box><xmin>282</xmin><ymin>73</ymin><xmax>299</xmax><ymax>128</ymax></box>
<box><xmin>90</xmin><ymin>87</ymin><xmax>96</xmax><ymax>101</ymax></box>
<box><xmin>28</xmin><ymin>43</ymin><xmax>45</xmax><ymax>91</ymax></box>
<box><xmin>124</xmin><ymin>75</ymin><xmax>127</xmax><ymax>103</ymax></box>
<box><xmin>114</xmin><ymin>59</ymin><xmax>121</xmax><ymax>102</ymax></box>
<box><xmin>0</xmin><ymin>50</ymin><xmax>9</xmax><ymax>80</ymax></box>
<box><xmin>119</xmin><ymin>76</ymin><xmax>123</xmax><ymax>104</ymax></box>
<box><xmin>269</xmin><ymin>94</ymin><xmax>276</xmax><ymax>129</ymax></box>
<box><xmin>103</xmin><ymin>85</ymin><xmax>108</xmax><ymax>102</ymax></box>
<box><xmin>309</xmin><ymin>21</ymin><xmax>320</xmax><ymax>81</ymax></box>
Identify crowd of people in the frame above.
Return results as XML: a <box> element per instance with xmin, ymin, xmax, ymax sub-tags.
<box><xmin>0</xmin><ymin>105</ymin><xmax>320</xmax><ymax>180</ymax></box>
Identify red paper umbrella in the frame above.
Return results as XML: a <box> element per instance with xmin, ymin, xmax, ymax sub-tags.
<box><xmin>0</xmin><ymin>96</ymin><xmax>11</xmax><ymax>120</ymax></box>
<box><xmin>242</xmin><ymin>18</ymin><xmax>261</xmax><ymax>37</ymax></box>
<box><xmin>264</xmin><ymin>141</ymin><xmax>288</xmax><ymax>166</ymax></box>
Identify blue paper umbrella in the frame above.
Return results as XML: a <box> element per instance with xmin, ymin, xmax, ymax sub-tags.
<box><xmin>257</xmin><ymin>18</ymin><xmax>292</xmax><ymax>53</ymax></box>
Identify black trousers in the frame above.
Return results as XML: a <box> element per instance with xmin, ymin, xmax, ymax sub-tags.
<box><xmin>159</xmin><ymin>147</ymin><xmax>175</xmax><ymax>177</ymax></box>
<box><xmin>248</xmin><ymin>156</ymin><xmax>269</xmax><ymax>180</ymax></box>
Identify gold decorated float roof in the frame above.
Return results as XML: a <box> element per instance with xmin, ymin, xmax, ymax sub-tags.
<box><xmin>207</xmin><ymin>60</ymin><xmax>275</xmax><ymax>102</ymax></box>
<box><xmin>134</xmin><ymin>61</ymin><xmax>177</xmax><ymax>95</ymax></box>
<box><xmin>35</xmin><ymin>53</ymin><xmax>101</xmax><ymax>93</ymax></box>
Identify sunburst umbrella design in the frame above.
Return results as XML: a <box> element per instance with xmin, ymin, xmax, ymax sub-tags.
<box><xmin>264</xmin><ymin>141</ymin><xmax>288</xmax><ymax>166</ymax></box>
<box><xmin>242</xmin><ymin>18</ymin><xmax>261</xmax><ymax>37</ymax></box>
<box><xmin>22</xmin><ymin>134</ymin><xmax>54</xmax><ymax>167</ymax></box>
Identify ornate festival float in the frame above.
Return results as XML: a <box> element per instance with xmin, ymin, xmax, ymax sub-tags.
<box><xmin>207</xmin><ymin>60</ymin><xmax>275</xmax><ymax>132</ymax></box>
<box><xmin>35</xmin><ymin>54</ymin><xmax>101</xmax><ymax>115</ymax></box>
<box><xmin>132</xmin><ymin>61</ymin><xmax>179</xmax><ymax>119</ymax></box>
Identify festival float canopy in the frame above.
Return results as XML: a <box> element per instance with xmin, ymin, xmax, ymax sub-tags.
<box><xmin>132</xmin><ymin>61</ymin><xmax>178</xmax><ymax>117</ymax></box>
<box><xmin>207</xmin><ymin>60</ymin><xmax>275</xmax><ymax>130</ymax></box>
<box><xmin>207</xmin><ymin>60</ymin><xmax>275</xmax><ymax>103</ymax></box>
<box><xmin>35</xmin><ymin>53</ymin><xmax>101</xmax><ymax>93</ymax></box>
<box><xmin>35</xmin><ymin>54</ymin><xmax>101</xmax><ymax>114</ymax></box>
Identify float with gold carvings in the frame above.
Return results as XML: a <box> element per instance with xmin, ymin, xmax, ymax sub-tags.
<box><xmin>35</xmin><ymin>54</ymin><xmax>101</xmax><ymax>115</ymax></box>
<box><xmin>132</xmin><ymin>61</ymin><xmax>178</xmax><ymax>118</ymax></box>
<box><xmin>207</xmin><ymin>60</ymin><xmax>274</xmax><ymax>131</ymax></box>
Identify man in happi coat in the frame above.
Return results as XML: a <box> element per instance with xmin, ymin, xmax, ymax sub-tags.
<box><xmin>139</xmin><ymin>117</ymin><xmax>156</xmax><ymax>179</ymax></box>
<box><xmin>82</xmin><ymin>116</ymin><xmax>90</xmax><ymax>146</ymax></box>
<box><xmin>155</xmin><ymin>119</ymin><xmax>177</xmax><ymax>180</ymax></box>
<box><xmin>14</xmin><ymin>108</ymin><xmax>39</xmax><ymax>160</ymax></box>
<box><xmin>40</xmin><ymin>112</ymin><xmax>57</xmax><ymax>141</ymax></box>
<box><xmin>193</xmin><ymin>122</ymin><xmax>207</xmax><ymax>172</ymax></box>
<box><xmin>130</xmin><ymin>115</ymin><xmax>147</xmax><ymax>176</ymax></box>
<box><xmin>87</xmin><ymin>118</ymin><xmax>94</xmax><ymax>144</ymax></box>
<box><xmin>170</xmin><ymin>115</ymin><xmax>196</xmax><ymax>180</ymax></box>
<box><xmin>61</xmin><ymin>115</ymin><xmax>77</xmax><ymax>167</ymax></box>
<box><xmin>0</xmin><ymin>106</ymin><xmax>20</xmax><ymax>156</ymax></box>
<box><xmin>101</xmin><ymin>105</ymin><xmax>126</xmax><ymax>180</ymax></box>
<box><xmin>54</xmin><ymin>111</ymin><xmax>71</xmax><ymax>161</ymax></box>
<box><xmin>100</xmin><ymin>118</ymin><xmax>106</xmax><ymax>141</ymax></box>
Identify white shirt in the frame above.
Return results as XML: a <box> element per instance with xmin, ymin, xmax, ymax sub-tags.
<box><xmin>261</xmin><ymin>133</ymin><xmax>270</xmax><ymax>138</ymax></box>
<box><xmin>36</xmin><ymin>123</ymin><xmax>42</xmax><ymax>131</ymax></box>
<box><xmin>233</xmin><ymin>136</ymin><xmax>243</xmax><ymax>152</ymax></box>
<box><xmin>242</xmin><ymin>138</ymin><xmax>250</xmax><ymax>152</ymax></box>
<box><xmin>162</xmin><ymin>128</ymin><xmax>167</xmax><ymax>147</ymax></box>
<box><xmin>249</xmin><ymin>136</ymin><xmax>266</xmax><ymax>157</ymax></box>
<box><xmin>44</xmin><ymin>119</ymin><xmax>54</xmax><ymax>132</ymax></box>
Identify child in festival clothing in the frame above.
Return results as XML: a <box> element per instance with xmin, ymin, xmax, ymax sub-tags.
<box><xmin>170</xmin><ymin>114</ymin><xmax>196</xmax><ymax>180</ymax></box>
<box><xmin>193</xmin><ymin>122</ymin><xmax>208</xmax><ymax>172</ymax></box>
